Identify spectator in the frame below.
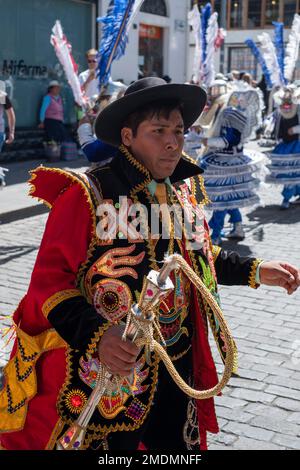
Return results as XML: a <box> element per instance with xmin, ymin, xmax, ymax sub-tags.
<box><xmin>78</xmin><ymin>48</ymin><xmax>99</xmax><ymax>100</ymax></box>
<box><xmin>0</xmin><ymin>80</ymin><xmax>15</xmax><ymax>152</ymax></box>
<box><xmin>38</xmin><ymin>81</ymin><xmax>69</xmax><ymax>143</ymax></box>
<box><xmin>0</xmin><ymin>80</ymin><xmax>15</xmax><ymax>187</ymax></box>
<box><xmin>242</xmin><ymin>73</ymin><xmax>253</xmax><ymax>86</ymax></box>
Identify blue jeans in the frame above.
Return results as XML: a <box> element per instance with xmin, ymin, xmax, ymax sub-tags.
<box><xmin>209</xmin><ymin>209</ymin><xmax>242</xmax><ymax>239</ymax></box>
<box><xmin>282</xmin><ymin>185</ymin><xmax>300</xmax><ymax>202</ymax></box>
<box><xmin>0</xmin><ymin>132</ymin><xmax>5</xmax><ymax>152</ymax></box>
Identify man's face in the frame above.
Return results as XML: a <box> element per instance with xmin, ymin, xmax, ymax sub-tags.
<box><xmin>87</xmin><ymin>54</ymin><xmax>97</xmax><ymax>70</ymax></box>
<box><xmin>121</xmin><ymin>109</ymin><xmax>185</xmax><ymax>180</ymax></box>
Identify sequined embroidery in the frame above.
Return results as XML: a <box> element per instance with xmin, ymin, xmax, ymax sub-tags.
<box><xmin>85</xmin><ymin>245</ymin><xmax>145</xmax><ymax>301</ymax></box>
<box><xmin>65</xmin><ymin>389</ymin><xmax>88</xmax><ymax>415</ymax></box>
<box><xmin>93</xmin><ymin>279</ymin><xmax>132</xmax><ymax>323</ymax></box>
<box><xmin>125</xmin><ymin>399</ymin><xmax>147</xmax><ymax>423</ymax></box>
<box><xmin>78</xmin><ymin>354</ymin><xmax>150</xmax><ymax>420</ymax></box>
<box><xmin>42</xmin><ymin>289</ymin><xmax>82</xmax><ymax>319</ymax></box>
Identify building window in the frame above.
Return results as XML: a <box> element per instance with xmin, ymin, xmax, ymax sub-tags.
<box><xmin>284</xmin><ymin>0</ymin><xmax>298</xmax><ymax>26</ymax></box>
<box><xmin>229</xmin><ymin>47</ymin><xmax>258</xmax><ymax>78</ymax></box>
<box><xmin>213</xmin><ymin>0</ymin><xmax>222</xmax><ymax>16</ymax></box>
<box><xmin>227</xmin><ymin>0</ymin><xmax>299</xmax><ymax>30</ymax></box>
<box><xmin>247</xmin><ymin>0</ymin><xmax>262</xmax><ymax>28</ymax></box>
<box><xmin>140</xmin><ymin>0</ymin><xmax>167</xmax><ymax>17</ymax></box>
<box><xmin>139</xmin><ymin>24</ymin><xmax>164</xmax><ymax>77</ymax></box>
<box><xmin>230</xmin><ymin>1</ymin><xmax>244</xmax><ymax>28</ymax></box>
<box><xmin>265</xmin><ymin>0</ymin><xmax>280</xmax><ymax>25</ymax></box>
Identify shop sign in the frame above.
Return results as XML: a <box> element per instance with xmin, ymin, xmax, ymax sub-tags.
<box><xmin>1</xmin><ymin>60</ymin><xmax>48</xmax><ymax>78</ymax></box>
<box><xmin>139</xmin><ymin>24</ymin><xmax>162</xmax><ymax>40</ymax></box>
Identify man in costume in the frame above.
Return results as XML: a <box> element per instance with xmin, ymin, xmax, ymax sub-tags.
<box><xmin>0</xmin><ymin>78</ymin><xmax>299</xmax><ymax>451</ymax></box>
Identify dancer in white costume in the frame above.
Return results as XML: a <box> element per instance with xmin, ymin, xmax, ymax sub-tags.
<box><xmin>246</xmin><ymin>14</ymin><xmax>300</xmax><ymax>209</ymax></box>
<box><xmin>198</xmin><ymin>85</ymin><xmax>264</xmax><ymax>245</ymax></box>
<box><xmin>265</xmin><ymin>85</ymin><xmax>300</xmax><ymax>209</ymax></box>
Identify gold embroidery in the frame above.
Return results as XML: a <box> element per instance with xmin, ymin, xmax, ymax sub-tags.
<box><xmin>93</xmin><ymin>279</ymin><xmax>133</xmax><ymax>323</ymax></box>
<box><xmin>86</xmin><ymin>323</ymin><xmax>111</xmax><ymax>357</ymax></box>
<box><xmin>119</xmin><ymin>144</ymin><xmax>150</xmax><ymax>179</ymax></box>
<box><xmin>28</xmin><ymin>170</ymin><xmax>52</xmax><ymax>209</ymax></box>
<box><xmin>85</xmin><ymin>245</ymin><xmax>145</xmax><ymax>301</ymax></box>
<box><xmin>0</xmin><ymin>327</ymin><xmax>66</xmax><ymax>433</ymax></box>
<box><xmin>65</xmin><ymin>389</ymin><xmax>88</xmax><ymax>415</ymax></box>
<box><xmin>171</xmin><ymin>345</ymin><xmax>192</xmax><ymax>362</ymax></box>
<box><xmin>45</xmin><ymin>418</ymin><xmax>65</xmax><ymax>450</ymax></box>
<box><xmin>249</xmin><ymin>259</ymin><xmax>263</xmax><ymax>289</ymax></box>
<box><xmin>212</xmin><ymin>245</ymin><xmax>222</xmax><ymax>263</ymax></box>
<box><xmin>42</xmin><ymin>289</ymin><xmax>82</xmax><ymax>318</ymax></box>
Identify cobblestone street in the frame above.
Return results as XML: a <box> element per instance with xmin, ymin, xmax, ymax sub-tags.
<box><xmin>1</xmin><ymin>153</ymin><xmax>300</xmax><ymax>450</ymax></box>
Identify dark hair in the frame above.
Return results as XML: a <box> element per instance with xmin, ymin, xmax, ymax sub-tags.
<box><xmin>122</xmin><ymin>99</ymin><xmax>184</xmax><ymax>137</ymax></box>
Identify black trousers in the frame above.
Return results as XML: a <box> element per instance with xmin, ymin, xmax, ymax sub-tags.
<box><xmin>107</xmin><ymin>350</ymin><xmax>192</xmax><ymax>451</ymax></box>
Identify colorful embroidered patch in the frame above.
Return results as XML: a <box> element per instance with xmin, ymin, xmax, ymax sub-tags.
<box><xmin>79</xmin><ymin>355</ymin><xmax>100</xmax><ymax>389</ymax></box>
<box><xmin>125</xmin><ymin>398</ymin><xmax>147</xmax><ymax>423</ymax></box>
<box><xmin>93</xmin><ymin>279</ymin><xmax>132</xmax><ymax>322</ymax></box>
<box><xmin>64</xmin><ymin>389</ymin><xmax>87</xmax><ymax>415</ymax></box>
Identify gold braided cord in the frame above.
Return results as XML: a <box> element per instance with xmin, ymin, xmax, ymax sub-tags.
<box><xmin>133</xmin><ymin>254</ymin><xmax>235</xmax><ymax>400</ymax></box>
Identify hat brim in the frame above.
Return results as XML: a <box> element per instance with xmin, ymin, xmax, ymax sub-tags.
<box><xmin>94</xmin><ymin>83</ymin><xmax>207</xmax><ymax>147</ymax></box>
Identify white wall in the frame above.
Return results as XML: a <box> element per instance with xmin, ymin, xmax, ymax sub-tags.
<box><xmin>98</xmin><ymin>0</ymin><xmax>191</xmax><ymax>85</ymax></box>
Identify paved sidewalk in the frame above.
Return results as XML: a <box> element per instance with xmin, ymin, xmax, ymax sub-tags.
<box><xmin>0</xmin><ymin>148</ymin><xmax>300</xmax><ymax>450</ymax></box>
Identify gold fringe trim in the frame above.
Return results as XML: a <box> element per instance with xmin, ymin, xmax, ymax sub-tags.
<box><xmin>197</xmin><ymin>175</ymin><xmax>211</xmax><ymax>206</ymax></box>
<box><xmin>119</xmin><ymin>144</ymin><xmax>150</xmax><ymax>179</ymax></box>
<box><xmin>42</xmin><ymin>289</ymin><xmax>82</xmax><ymax>319</ymax></box>
<box><xmin>0</xmin><ymin>327</ymin><xmax>66</xmax><ymax>433</ymax></box>
<box><xmin>28</xmin><ymin>169</ymin><xmax>52</xmax><ymax>209</ymax></box>
<box><xmin>86</xmin><ymin>323</ymin><xmax>111</xmax><ymax>356</ymax></box>
<box><xmin>248</xmin><ymin>258</ymin><xmax>263</xmax><ymax>290</ymax></box>
<box><xmin>45</xmin><ymin>418</ymin><xmax>65</xmax><ymax>450</ymax></box>
<box><xmin>212</xmin><ymin>245</ymin><xmax>222</xmax><ymax>263</ymax></box>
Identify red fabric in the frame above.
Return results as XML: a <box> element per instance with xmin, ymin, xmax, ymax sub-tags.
<box><xmin>182</xmin><ymin>244</ymin><xmax>220</xmax><ymax>451</ymax></box>
<box><xmin>1</xmin><ymin>181</ymin><xmax>93</xmax><ymax>450</ymax></box>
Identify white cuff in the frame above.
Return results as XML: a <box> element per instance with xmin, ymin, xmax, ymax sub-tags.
<box><xmin>206</xmin><ymin>137</ymin><xmax>227</xmax><ymax>149</ymax></box>
<box><xmin>291</xmin><ymin>125</ymin><xmax>300</xmax><ymax>135</ymax></box>
<box><xmin>77</xmin><ymin>122</ymin><xmax>96</xmax><ymax>147</ymax></box>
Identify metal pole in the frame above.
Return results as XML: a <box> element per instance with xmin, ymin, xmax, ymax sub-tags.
<box><xmin>219</xmin><ymin>0</ymin><xmax>227</xmax><ymax>74</ymax></box>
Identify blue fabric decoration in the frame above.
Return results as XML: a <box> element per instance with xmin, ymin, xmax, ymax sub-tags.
<box><xmin>273</xmin><ymin>22</ymin><xmax>287</xmax><ymax>85</ymax></box>
<box><xmin>82</xmin><ymin>140</ymin><xmax>118</xmax><ymax>162</ymax></box>
<box><xmin>97</xmin><ymin>0</ymin><xmax>135</xmax><ymax>89</ymax></box>
<box><xmin>245</xmin><ymin>39</ymin><xmax>273</xmax><ymax>89</ymax></box>
<box><xmin>201</xmin><ymin>3</ymin><xmax>212</xmax><ymax>64</ymax></box>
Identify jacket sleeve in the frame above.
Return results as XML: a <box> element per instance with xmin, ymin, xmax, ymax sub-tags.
<box><xmin>24</xmin><ymin>182</ymin><xmax>109</xmax><ymax>351</ymax></box>
<box><xmin>212</xmin><ymin>245</ymin><xmax>262</xmax><ymax>288</ymax></box>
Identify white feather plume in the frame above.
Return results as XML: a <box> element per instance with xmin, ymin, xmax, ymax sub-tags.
<box><xmin>50</xmin><ymin>20</ymin><xmax>87</xmax><ymax>107</ymax></box>
<box><xmin>284</xmin><ymin>13</ymin><xmax>300</xmax><ymax>82</ymax></box>
<box><xmin>188</xmin><ymin>5</ymin><xmax>202</xmax><ymax>83</ymax></box>
<box><xmin>126</xmin><ymin>0</ymin><xmax>145</xmax><ymax>34</ymax></box>
<box><xmin>258</xmin><ymin>32</ymin><xmax>283</xmax><ymax>88</ymax></box>
<box><xmin>203</xmin><ymin>12</ymin><xmax>219</xmax><ymax>88</ymax></box>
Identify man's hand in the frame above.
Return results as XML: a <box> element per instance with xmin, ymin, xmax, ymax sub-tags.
<box><xmin>79</xmin><ymin>115</ymin><xmax>92</xmax><ymax>126</ymax></box>
<box><xmin>5</xmin><ymin>132</ymin><xmax>14</xmax><ymax>144</ymax></box>
<box><xmin>38</xmin><ymin>122</ymin><xmax>44</xmax><ymax>129</ymax></box>
<box><xmin>86</xmin><ymin>70</ymin><xmax>96</xmax><ymax>83</ymax></box>
<box><xmin>260</xmin><ymin>261</ymin><xmax>300</xmax><ymax>295</ymax></box>
<box><xmin>98</xmin><ymin>324</ymin><xmax>140</xmax><ymax>377</ymax></box>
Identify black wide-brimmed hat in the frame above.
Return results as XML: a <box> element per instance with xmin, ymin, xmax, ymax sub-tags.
<box><xmin>94</xmin><ymin>77</ymin><xmax>207</xmax><ymax>147</ymax></box>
